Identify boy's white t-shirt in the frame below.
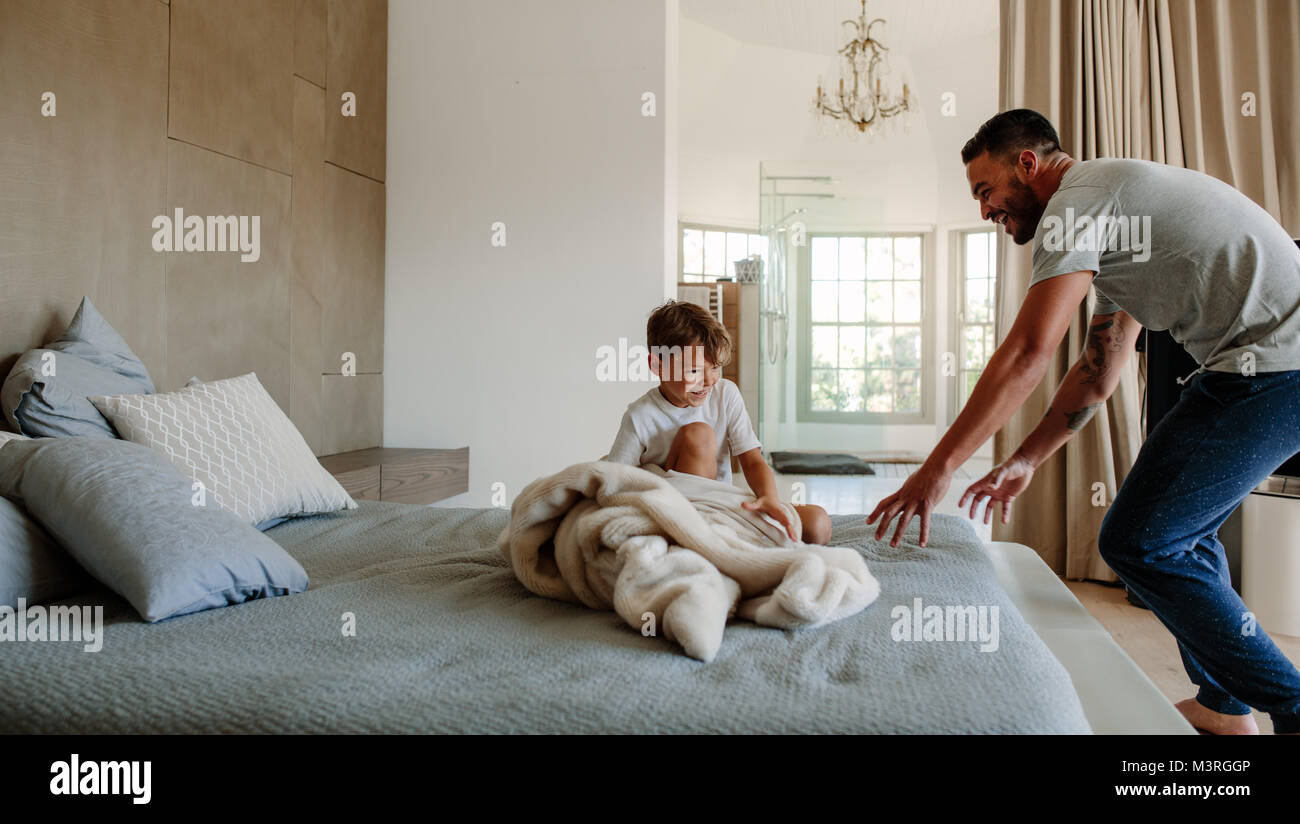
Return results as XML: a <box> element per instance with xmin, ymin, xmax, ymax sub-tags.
<box><xmin>606</xmin><ymin>379</ymin><xmax>761</xmax><ymax>486</ymax></box>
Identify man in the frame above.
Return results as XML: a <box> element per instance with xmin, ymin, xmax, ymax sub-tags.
<box><xmin>867</xmin><ymin>108</ymin><xmax>1300</xmax><ymax>734</ymax></box>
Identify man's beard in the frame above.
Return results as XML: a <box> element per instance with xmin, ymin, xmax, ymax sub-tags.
<box><xmin>1004</xmin><ymin>178</ymin><xmax>1045</xmax><ymax>245</ymax></box>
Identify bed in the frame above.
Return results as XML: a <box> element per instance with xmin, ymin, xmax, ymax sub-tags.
<box><xmin>986</xmin><ymin>540</ymin><xmax>1193</xmax><ymax>734</ymax></box>
<box><xmin>0</xmin><ymin>500</ymin><xmax>1192</xmax><ymax>734</ymax></box>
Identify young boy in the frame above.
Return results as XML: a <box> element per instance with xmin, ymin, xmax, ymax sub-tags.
<box><xmin>606</xmin><ymin>300</ymin><xmax>832</xmax><ymax>545</ymax></box>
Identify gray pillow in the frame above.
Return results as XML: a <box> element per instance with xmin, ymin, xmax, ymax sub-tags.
<box><xmin>0</xmin><ymin>495</ymin><xmax>92</xmax><ymax>609</ymax></box>
<box><xmin>1</xmin><ymin>297</ymin><xmax>155</xmax><ymax>438</ymax></box>
<box><xmin>0</xmin><ymin>437</ymin><xmax>309</xmax><ymax>622</ymax></box>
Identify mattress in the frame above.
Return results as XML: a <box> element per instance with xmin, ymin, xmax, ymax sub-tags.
<box><xmin>986</xmin><ymin>541</ymin><xmax>1194</xmax><ymax>735</ymax></box>
<box><xmin>0</xmin><ymin>502</ymin><xmax>1092</xmax><ymax>733</ymax></box>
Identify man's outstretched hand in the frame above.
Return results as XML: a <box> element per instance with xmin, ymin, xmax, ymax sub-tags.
<box><xmin>866</xmin><ymin>465</ymin><xmax>952</xmax><ymax>548</ymax></box>
<box><xmin>958</xmin><ymin>452</ymin><xmax>1035</xmax><ymax>526</ymax></box>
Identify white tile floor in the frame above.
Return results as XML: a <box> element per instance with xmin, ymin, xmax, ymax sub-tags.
<box><xmin>748</xmin><ymin>457</ymin><xmax>997</xmax><ymax>542</ymax></box>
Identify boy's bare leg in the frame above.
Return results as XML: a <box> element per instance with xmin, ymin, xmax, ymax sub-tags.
<box><xmin>664</xmin><ymin>422</ymin><xmax>717</xmax><ymax>479</ymax></box>
<box><xmin>794</xmin><ymin>504</ymin><xmax>831</xmax><ymax>545</ymax></box>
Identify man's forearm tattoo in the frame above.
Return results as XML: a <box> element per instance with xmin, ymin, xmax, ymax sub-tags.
<box><xmin>1064</xmin><ymin>403</ymin><xmax>1100</xmax><ymax>430</ymax></box>
<box><xmin>1080</xmin><ymin>317</ymin><xmax>1124</xmax><ymax>385</ymax></box>
<box><xmin>1045</xmin><ymin>403</ymin><xmax>1101</xmax><ymax>432</ymax></box>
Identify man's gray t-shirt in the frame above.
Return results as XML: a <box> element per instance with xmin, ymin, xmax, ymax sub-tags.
<box><xmin>1030</xmin><ymin>158</ymin><xmax>1300</xmax><ymax>374</ymax></box>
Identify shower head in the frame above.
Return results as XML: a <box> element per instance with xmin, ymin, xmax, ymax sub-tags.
<box><xmin>761</xmin><ymin>207</ymin><xmax>808</xmax><ymax>232</ymax></box>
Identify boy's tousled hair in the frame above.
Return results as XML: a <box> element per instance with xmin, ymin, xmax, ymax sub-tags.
<box><xmin>961</xmin><ymin>108</ymin><xmax>1062</xmax><ymax>165</ymax></box>
<box><xmin>646</xmin><ymin>300</ymin><xmax>732</xmax><ymax>368</ymax></box>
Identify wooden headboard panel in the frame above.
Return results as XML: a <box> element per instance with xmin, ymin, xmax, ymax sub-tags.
<box><xmin>0</xmin><ymin>0</ymin><xmax>388</xmax><ymax>456</ymax></box>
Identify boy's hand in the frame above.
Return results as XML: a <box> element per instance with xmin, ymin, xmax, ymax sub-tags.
<box><xmin>742</xmin><ymin>494</ymin><xmax>798</xmax><ymax>542</ymax></box>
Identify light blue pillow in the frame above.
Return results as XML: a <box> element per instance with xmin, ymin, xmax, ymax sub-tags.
<box><xmin>1</xmin><ymin>297</ymin><xmax>155</xmax><ymax>438</ymax></box>
<box><xmin>0</xmin><ymin>437</ymin><xmax>309</xmax><ymax>622</ymax></box>
<box><xmin>0</xmin><ymin>496</ymin><xmax>92</xmax><ymax>609</ymax></box>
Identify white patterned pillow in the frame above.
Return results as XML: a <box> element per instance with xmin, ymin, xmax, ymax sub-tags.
<box><xmin>90</xmin><ymin>373</ymin><xmax>356</xmax><ymax>525</ymax></box>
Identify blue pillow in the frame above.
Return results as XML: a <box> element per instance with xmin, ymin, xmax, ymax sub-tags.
<box><xmin>0</xmin><ymin>437</ymin><xmax>309</xmax><ymax>622</ymax></box>
<box><xmin>0</xmin><ymin>496</ymin><xmax>92</xmax><ymax>608</ymax></box>
<box><xmin>1</xmin><ymin>297</ymin><xmax>155</xmax><ymax>438</ymax></box>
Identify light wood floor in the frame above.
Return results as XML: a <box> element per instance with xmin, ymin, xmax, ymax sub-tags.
<box><xmin>1067</xmin><ymin>580</ymin><xmax>1300</xmax><ymax>735</ymax></box>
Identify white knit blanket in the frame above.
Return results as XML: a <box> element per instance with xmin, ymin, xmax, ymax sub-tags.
<box><xmin>498</xmin><ymin>461</ymin><xmax>880</xmax><ymax>661</ymax></box>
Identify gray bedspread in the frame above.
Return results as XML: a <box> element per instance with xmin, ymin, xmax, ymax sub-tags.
<box><xmin>0</xmin><ymin>502</ymin><xmax>1091</xmax><ymax>733</ymax></box>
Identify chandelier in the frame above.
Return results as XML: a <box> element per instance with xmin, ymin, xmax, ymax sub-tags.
<box><xmin>812</xmin><ymin>0</ymin><xmax>913</xmax><ymax>134</ymax></box>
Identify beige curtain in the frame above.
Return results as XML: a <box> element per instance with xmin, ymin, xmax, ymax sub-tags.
<box><xmin>993</xmin><ymin>0</ymin><xmax>1300</xmax><ymax>579</ymax></box>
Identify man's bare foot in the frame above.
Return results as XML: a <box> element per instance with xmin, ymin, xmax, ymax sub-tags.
<box><xmin>1175</xmin><ymin>698</ymin><xmax>1259</xmax><ymax>735</ymax></box>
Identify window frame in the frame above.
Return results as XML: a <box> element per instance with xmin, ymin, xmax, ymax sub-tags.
<box><xmin>797</xmin><ymin>229</ymin><xmax>936</xmax><ymax>425</ymax></box>
<box><xmin>677</xmin><ymin>221</ymin><xmax>767</xmax><ymax>283</ymax></box>
<box><xmin>947</xmin><ymin>227</ymin><xmax>1000</xmax><ymax>425</ymax></box>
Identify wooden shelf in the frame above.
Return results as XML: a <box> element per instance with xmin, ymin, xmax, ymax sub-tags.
<box><xmin>319</xmin><ymin>447</ymin><xmax>469</xmax><ymax>505</ymax></box>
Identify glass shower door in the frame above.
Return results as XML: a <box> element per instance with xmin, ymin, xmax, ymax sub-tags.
<box><xmin>757</xmin><ymin>164</ymin><xmax>788</xmax><ymax>449</ymax></box>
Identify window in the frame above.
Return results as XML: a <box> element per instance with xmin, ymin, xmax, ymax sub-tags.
<box><xmin>799</xmin><ymin>232</ymin><xmax>929</xmax><ymax>423</ymax></box>
<box><xmin>679</xmin><ymin>223</ymin><xmax>767</xmax><ymax>283</ymax></box>
<box><xmin>951</xmin><ymin>229</ymin><xmax>998</xmax><ymax>420</ymax></box>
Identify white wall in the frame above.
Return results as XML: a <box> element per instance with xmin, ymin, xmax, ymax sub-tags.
<box><xmin>678</xmin><ymin>13</ymin><xmax>999</xmax><ymax>458</ymax></box>
<box><xmin>385</xmin><ymin>0</ymin><xmax>677</xmax><ymax>507</ymax></box>
<box><xmin>678</xmin><ymin>19</ymin><xmax>939</xmax><ymax>227</ymax></box>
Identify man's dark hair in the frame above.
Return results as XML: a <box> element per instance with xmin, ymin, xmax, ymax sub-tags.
<box><xmin>960</xmin><ymin>109</ymin><xmax>1062</xmax><ymax>164</ymax></box>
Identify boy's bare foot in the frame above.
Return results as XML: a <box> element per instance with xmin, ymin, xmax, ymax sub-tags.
<box><xmin>1175</xmin><ymin>698</ymin><xmax>1258</xmax><ymax>735</ymax></box>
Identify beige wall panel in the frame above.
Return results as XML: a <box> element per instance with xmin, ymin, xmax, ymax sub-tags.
<box><xmin>291</xmin><ymin>281</ymin><xmax>324</xmax><ymax>454</ymax></box>
<box><xmin>326</xmin><ymin>0</ymin><xmax>387</xmax><ymax>181</ymax></box>
<box><xmin>165</xmin><ymin>140</ymin><xmax>292</xmax><ymax>405</ymax></box>
<box><xmin>295</xmin><ymin>0</ymin><xmax>327</xmax><ymax>86</ymax></box>
<box><xmin>321</xmin><ymin>373</ymin><xmax>382</xmax><ymax>454</ymax></box>
<box><xmin>291</xmin><ymin>77</ymin><xmax>326</xmax><ymax>452</ymax></box>
<box><xmin>292</xmin><ymin>78</ymin><xmax>326</xmax><ymax>301</ymax></box>
<box><xmin>2</xmin><ymin>0</ymin><xmax>384</xmax><ymax>445</ymax></box>
<box><xmin>168</xmin><ymin>0</ymin><xmax>294</xmax><ymax>174</ymax></box>
<box><xmin>322</xmin><ymin>163</ymin><xmax>384</xmax><ymax>374</ymax></box>
<box><xmin>0</xmin><ymin>0</ymin><xmax>168</xmax><ymax>380</ymax></box>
